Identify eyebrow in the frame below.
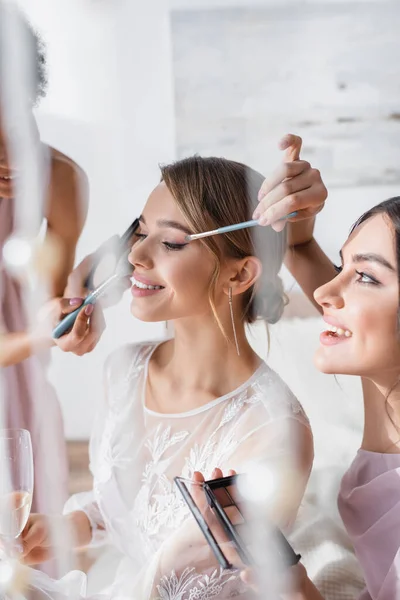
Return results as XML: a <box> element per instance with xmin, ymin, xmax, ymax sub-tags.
<box><xmin>339</xmin><ymin>250</ymin><xmax>395</xmax><ymax>271</ymax></box>
<box><xmin>139</xmin><ymin>215</ymin><xmax>192</xmax><ymax>236</ymax></box>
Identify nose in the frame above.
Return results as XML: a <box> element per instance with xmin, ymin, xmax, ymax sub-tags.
<box><xmin>314</xmin><ymin>278</ymin><xmax>344</xmax><ymax>310</ymax></box>
<box><xmin>128</xmin><ymin>239</ymin><xmax>153</xmax><ymax>271</ymax></box>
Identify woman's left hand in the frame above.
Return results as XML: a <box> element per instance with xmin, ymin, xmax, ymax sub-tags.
<box><xmin>253</xmin><ymin>134</ymin><xmax>328</xmax><ymax>232</ymax></box>
<box><xmin>34</xmin><ymin>296</ymin><xmax>105</xmax><ymax>356</ymax></box>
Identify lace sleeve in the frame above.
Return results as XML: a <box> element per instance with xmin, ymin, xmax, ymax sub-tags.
<box><xmin>221</xmin><ymin>371</ymin><xmax>314</xmax><ymax>531</ymax></box>
<box><xmin>63</xmin><ymin>343</ymin><xmax>156</xmax><ymax>548</ymax></box>
<box><xmin>63</xmin><ymin>491</ymin><xmax>107</xmax><ymax>547</ymax></box>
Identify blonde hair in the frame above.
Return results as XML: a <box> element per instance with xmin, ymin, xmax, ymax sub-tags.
<box><xmin>161</xmin><ymin>156</ymin><xmax>287</xmax><ymax>329</ymax></box>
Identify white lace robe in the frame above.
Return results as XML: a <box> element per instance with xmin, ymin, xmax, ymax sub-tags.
<box><xmin>30</xmin><ymin>341</ymin><xmax>312</xmax><ymax>600</ymax></box>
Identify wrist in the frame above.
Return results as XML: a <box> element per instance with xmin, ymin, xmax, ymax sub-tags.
<box><xmin>28</xmin><ymin>328</ymin><xmax>55</xmax><ymax>352</ymax></box>
<box><xmin>287</xmin><ymin>217</ymin><xmax>316</xmax><ymax>247</ymax></box>
<box><xmin>65</xmin><ymin>511</ymin><xmax>92</xmax><ymax>548</ymax></box>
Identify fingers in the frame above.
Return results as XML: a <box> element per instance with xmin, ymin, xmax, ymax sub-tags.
<box><xmin>279</xmin><ymin>133</ymin><xmax>302</xmax><ymax>162</ymax></box>
<box><xmin>211</xmin><ymin>467</ymin><xmax>223</xmax><ymax>479</ymax></box>
<box><xmin>256</xmin><ymin>167</ymin><xmax>327</xmax><ymax>228</ymax></box>
<box><xmin>21</xmin><ymin>519</ymin><xmax>46</xmax><ymax>559</ymax></box>
<box><xmin>58</xmin><ymin>297</ymin><xmax>84</xmax><ymax>314</ymax></box>
<box><xmin>240</xmin><ymin>567</ymin><xmax>257</xmax><ymax>590</ymax></box>
<box><xmin>269</xmin><ymin>187</ymin><xmax>326</xmax><ymax>229</ymax></box>
<box><xmin>255</xmin><ymin>166</ymin><xmax>319</xmax><ymax>220</ymax></box>
<box><xmin>191</xmin><ymin>472</ymin><xmax>206</xmax><ymax>508</ymax></box>
<box><xmin>257</xmin><ymin>161</ymin><xmax>310</xmax><ymax>204</ymax></box>
<box><xmin>79</xmin><ymin>304</ymin><xmax>106</xmax><ymax>353</ymax></box>
<box><xmin>193</xmin><ymin>471</ymin><xmax>205</xmax><ymax>484</ymax></box>
<box><xmin>23</xmin><ymin>547</ymin><xmax>53</xmax><ymax>565</ymax></box>
<box><xmin>255</xmin><ymin>173</ymin><xmax>304</xmax><ymax>223</ymax></box>
<box><xmin>54</xmin><ymin>303</ymin><xmax>105</xmax><ymax>356</ymax></box>
<box><xmin>261</xmin><ymin>179</ymin><xmax>326</xmax><ymax>226</ymax></box>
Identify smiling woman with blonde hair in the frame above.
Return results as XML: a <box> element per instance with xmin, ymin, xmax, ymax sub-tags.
<box><xmin>16</xmin><ymin>149</ymin><xmax>329</xmax><ymax>599</ymax></box>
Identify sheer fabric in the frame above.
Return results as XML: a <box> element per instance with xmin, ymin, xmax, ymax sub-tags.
<box><xmin>32</xmin><ymin>341</ymin><xmax>312</xmax><ymax>599</ymax></box>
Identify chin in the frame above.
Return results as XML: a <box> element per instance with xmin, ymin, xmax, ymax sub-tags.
<box><xmin>129</xmin><ymin>306</ymin><xmax>165</xmax><ymax>323</ymax></box>
<box><xmin>314</xmin><ymin>351</ymin><xmax>366</xmax><ymax>376</ymax></box>
<box><xmin>314</xmin><ymin>349</ymin><xmax>348</xmax><ymax>375</ymax></box>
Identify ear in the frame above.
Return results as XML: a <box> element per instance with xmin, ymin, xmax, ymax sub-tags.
<box><xmin>223</xmin><ymin>256</ymin><xmax>262</xmax><ymax>297</ymax></box>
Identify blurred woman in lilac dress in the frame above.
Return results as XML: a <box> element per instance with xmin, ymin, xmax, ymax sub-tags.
<box><xmin>277</xmin><ymin>139</ymin><xmax>400</xmax><ymax>599</ymax></box>
<box><xmin>0</xmin><ymin>3</ymin><xmax>101</xmax><ymax>519</ymax></box>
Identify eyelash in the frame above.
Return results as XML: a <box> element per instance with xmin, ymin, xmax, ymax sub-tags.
<box><xmin>334</xmin><ymin>265</ymin><xmax>380</xmax><ymax>286</ymax></box>
<box><xmin>355</xmin><ymin>270</ymin><xmax>380</xmax><ymax>285</ymax></box>
<box><xmin>133</xmin><ymin>233</ymin><xmax>187</xmax><ymax>252</ymax></box>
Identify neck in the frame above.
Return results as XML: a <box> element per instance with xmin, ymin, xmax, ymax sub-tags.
<box><xmin>158</xmin><ymin>313</ymin><xmax>261</xmax><ymax>395</ymax></box>
<box><xmin>361</xmin><ymin>375</ymin><xmax>400</xmax><ymax>454</ymax></box>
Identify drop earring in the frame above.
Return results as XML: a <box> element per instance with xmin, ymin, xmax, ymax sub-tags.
<box><xmin>229</xmin><ymin>287</ymin><xmax>240</xmax><ymax>356</ymax></box>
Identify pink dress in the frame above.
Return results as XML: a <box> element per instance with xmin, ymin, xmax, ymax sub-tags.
<box><xmin>338</xmin><ymin>450</ymin><xmax>400</xmax><ymax>600</ymax></box>
<box><xmin>0</xmin><ymin>196</ymin><xmax>68</xmax><ymax>516</ymax></box>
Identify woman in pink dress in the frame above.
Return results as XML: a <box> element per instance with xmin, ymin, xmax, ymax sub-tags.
<box><xmin>254</xmin><ymin>135</ymin><xmax>400</xmax><ymax>599</ymax></box>
<box><xmin>0</xmin><ymin>3</ymin><xmax>102</xmax><ymax>518</ymax></box>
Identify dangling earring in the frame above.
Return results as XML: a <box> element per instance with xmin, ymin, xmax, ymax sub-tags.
<box><xmin>229</xmin><ymin>287</ymin><xmax>240</xmax><ymax>356</ymax></box>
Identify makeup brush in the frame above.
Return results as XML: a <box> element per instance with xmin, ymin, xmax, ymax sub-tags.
<box><xmin>52</xmin><ymin>253</ymin><xmax>132</xmax><ymax>339</ymax></box>
<box><xmin>185</xmin><ymin>211</ymin><xmax>298</xmax><ymax>242</ymax></box>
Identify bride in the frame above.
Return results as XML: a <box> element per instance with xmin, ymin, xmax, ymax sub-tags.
<box><xmin>19</xmin><ymin>149</ymin><xmax>325</xmax><ymax>599</ymax></box>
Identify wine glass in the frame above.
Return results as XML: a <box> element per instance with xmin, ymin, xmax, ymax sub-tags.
<box><xmin>0</xmin><ymin>429</ymin><xmax>33</xmax><ymax>558</ymax></box>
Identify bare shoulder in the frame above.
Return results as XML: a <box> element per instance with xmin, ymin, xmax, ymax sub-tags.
<box><xmin>45</xmin><ymin>146</ymin><xmax>89</xmax><ymax>237</ymax></box>
<box><xmin>49</xmin><ymin>147</ymin><xmax>88</xmax><ymax>198</ymax></box>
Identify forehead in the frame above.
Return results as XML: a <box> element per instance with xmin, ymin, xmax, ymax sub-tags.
<box><xmin>142</xmin><ymin>182</ymin><xmax>187</xmax><ymax>223</ymax></box>
<box><xmin>341</xmin><ymin>213</ymin><xmax>396</xmax><ymax>261</ymax></box>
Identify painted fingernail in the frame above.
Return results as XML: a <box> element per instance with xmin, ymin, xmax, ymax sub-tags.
<box><xmin>84</xmin><ymin>304</ymin><xmax>94</xmax><ymax>316</ymax></box>
<box><xmin>69</xmin><ymin>298</ymin><xmax>82</xmax><ymax>306</ymax></box>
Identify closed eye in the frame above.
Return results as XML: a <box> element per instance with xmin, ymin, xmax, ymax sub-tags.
<box><xmin>133</xmin><ymin>232</ymin><xmax>147</xmax><ymax>241</ymax></box>
<box><xmin>163</xmin><ymin>242</ymin><xmax>188</xmax><ymax>251</ymax></box>
<box><xmin>355</xmin><ymin>270</ymin><xmax>380</xmax><ymax>285</ymax></box>
<box><xmin>133</xmin><ymin>233</ymin><xmax>187</xmax><ymax>251</ymax></box>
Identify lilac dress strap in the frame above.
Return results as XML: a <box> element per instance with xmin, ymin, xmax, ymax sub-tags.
<box><xmin>0</xmin><ymin>197</ymin><xmax>68</xmax><ymax>516</ymax></box>
<box><xmin>338</xmin><ymin>449</ymin><xmax>400</xmax><ymax>599</ymax></box>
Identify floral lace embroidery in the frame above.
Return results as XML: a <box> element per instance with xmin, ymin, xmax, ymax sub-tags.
<box><xmin>251</xmin><ymin>375</ymin><xmax>310</xmax><ymax>427</ymax></box>
<box><xmin>94</xmin><ymin>343</ymin><xmax>310</xmax><ymax>596</ymax></box>
<box><xmin>155</xmin><ymin>567</ymin><xmax>237</xmax><ymax>600</ymax></box>
<box><xmin>217</xmin><ymin>389</ymin><xmax>261</xmax><ymax>431</ymax></box>
<box><xmin>134</xmin><ymin>365</ymin><xmax>310</xmax><ymax>540</ymax></box>
<box><xmin>134</xmin><ymin>424</ymin><xmax>190</xmax><ymax>537</ymax></box>
<box><xmin>135</xmin><ymin>385</ymin><xmax>265</xmax><ymax>540</ymax></box>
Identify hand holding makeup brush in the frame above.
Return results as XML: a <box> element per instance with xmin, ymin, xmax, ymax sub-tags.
<box><xmin>33</xmin><ymin>296</ymin><xmax>105</xmax><ymax>355</ymax></box>
<box><xmin>253</xmin><ymin>134</ymin><xmax>327</xmax><ymax>233</ymax></box>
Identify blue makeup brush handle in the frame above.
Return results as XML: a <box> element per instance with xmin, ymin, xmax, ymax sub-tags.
<box><xmin>52</xmin><ymin>296</ymin><xmax>94</xmax><ymax>339</ymax></box>
<box><xmin>52</xmin><ymin>273</ymin><xmax>120</xmax><ymax>339</ymax></box>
